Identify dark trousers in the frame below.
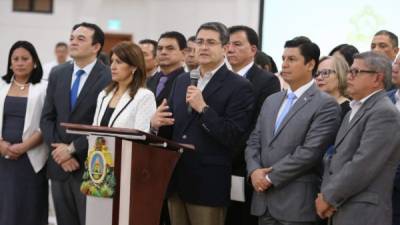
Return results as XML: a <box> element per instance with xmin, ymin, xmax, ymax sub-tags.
<box><xmin>0</xmin><ymin>154</ymin><xmax>48</xmax><ymax>225</ymax></box>
<box><xmin>225</xmin><ymin>181</ymin><xmax>258</xmax><ymax>225</ymax></box>
<box><xmin>160</xmin><ymin>199</ymin><xmax>171</xmax><ymax>225</ymax></box>
<box><xmin>51</xmin><ymin>176</ymin><xmax>86</xmax><ymax>225</ymax></box>
<box><xmin>394</xmin><ymin>186</ymin><xmax>400</xmax><ymax>225</ymax></box>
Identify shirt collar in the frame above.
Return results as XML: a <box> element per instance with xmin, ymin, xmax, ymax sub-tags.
<box><xmin>288</xmin><ymin>79</ymin><xmax>315</xmax><ymax>99</ymax></box>
<box><xmin>73</xmin><ymin>59</ymin><xmax>97</xmax><ymax>76</ymax></box>
<box><xmin>236</xmin><ymin>61</ymin><xmax>254</xmax><ymax>77</ymax></box>
<box><xmin>201</xmin><ymin>61</ymin><xmax>225</xmax><ymax>79</ymax></box>
<box><xmin>350</xmin><ymin>89</ymin><xmax>383</xmax><ymax>108</ymax></box>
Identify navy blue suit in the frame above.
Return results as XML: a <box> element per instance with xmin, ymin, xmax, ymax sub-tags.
<box><xmin>388</xmin><ymin>89</ymin><xmax>400</xmax><ymax>225</ymax></box>
<box><xmin>161</xmin><ymin>64</ymin><xmax>255</xmax><ymax>206</ymax></box>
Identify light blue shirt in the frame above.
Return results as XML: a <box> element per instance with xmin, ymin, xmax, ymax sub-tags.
<box><xmin>276</xmin><ymin>79</ymin><xmax>315</xmax><ymax>120</ymax></box>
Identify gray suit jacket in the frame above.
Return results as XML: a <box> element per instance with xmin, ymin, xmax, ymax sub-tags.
<box><xmin>40</xmin><ymin>60</ymin><xmax>111</xmax><ymax>181</ymax></box>
<box><xmin>321</xmin><ymin>91</ymin><xmax>400</xmax><ymax>225</ymax></box>
<box><xmin>245</xmin><ymin>83</ymin><xmax>341</xmax><ymax>222</ymax></box>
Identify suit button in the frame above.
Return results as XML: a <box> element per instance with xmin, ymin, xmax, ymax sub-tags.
<box><xmin>182</xmin><ymin>135</ymin><xmax>187</xmax><ymax>139</ymax></box>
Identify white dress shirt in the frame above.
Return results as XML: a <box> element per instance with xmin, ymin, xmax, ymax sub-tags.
<box><xmin>235</xmin><ymin>61</ymin><xmax>254</xmax><ymax>77</ymax></box>
<box><xmin>197</xmin><ymin>62</ymin><xmax>225</xmax><ymax>91</ymax></box>
<box><xmin>276</xmin><ymin>79</ymin><xmax>315</xmax><ymax>120</ymax></box>
<box><xmin>71</xmin><ymin>59</ymin><xmax>97</xmax><ymax>95</ymax></box>
<box><xmin>349</xmin><ymin>89</ymin><xmax>383</xmax><ymax>121</ymax></box>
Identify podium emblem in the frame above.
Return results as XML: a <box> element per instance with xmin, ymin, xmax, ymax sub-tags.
<box><xmin>81</xmin><ymin>137</ymin><xmax>116</xmax><ymax>198</ymax></box>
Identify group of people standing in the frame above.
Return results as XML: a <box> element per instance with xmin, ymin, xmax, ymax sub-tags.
<box><xmin>1</xmin><ymin>20</ymin><xmax>400</xmax><ymax>225</ymax></box>
<box><xmin>0</xmin><ymin>22</ymin><xmax>155</xmax><ymax>225</ymax></box>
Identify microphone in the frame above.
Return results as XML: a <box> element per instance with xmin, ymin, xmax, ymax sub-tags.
<box><xmin>188</xmin><ymin>69</ymin><xmax>200</xmax><ymax>114</ymax></box>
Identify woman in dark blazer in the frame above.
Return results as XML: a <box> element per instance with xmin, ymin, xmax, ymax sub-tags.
<box><xmin>0</xmin><ymin>41</ymin><xmax>48</xmax><ymax>225</ymax></box>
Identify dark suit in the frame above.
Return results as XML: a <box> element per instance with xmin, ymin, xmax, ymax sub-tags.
<box><xmin>40</xmin><ymin>60</ymin><xmax>111</xmax><ymax>225</ymax></box>
<box><xmin>147</xmin><ymin>67</ymin><xmax>185</xmax><ymax>225</ymax></box>
<box><xmin>162</xmin><ymin>64</ymin><xmax>254</xmax><ymax>207</ymax></box>
<box><xmin>147</xmin><ymin>67</ymin><xmax>185</xmax><ymax>106</ymax></box>
<box><xmin>226</xmin><ymin>64</ymin><xmax>280</xmax><ymax>225</ymax></box>
<box><xmin>388</xmin><ymin>89</ymin><xmax>400</xmax><ymax>225</ymax></box>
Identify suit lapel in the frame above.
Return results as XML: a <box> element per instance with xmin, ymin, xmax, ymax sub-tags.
<box><xmin>72</xmin><ymin>61</ymin><xmax>103</xmax><ymax>113</ymax></box>
<box><xmin>267</xmin><ymin>91</ymin><xmax>286</xmax><ymax>142</ymax></box>
<box><xmin>271</xmin><ymin>84</ymin><xmax>317</xmax><ymax>140</ymax></box>
<box><xmin>109</xmin><ymin>91</ymin><xmax>132</xmax><ymax>127</ymax></box>
<box><xmin>334</xmin><ymin>112</ymin><xmax>352</xmax><ymax>147</ymax></box>
<box><xmin>63</xmin><ymin>64</ymin><xmax>74</xmax><ymax>114</ymax></box>
<box><xmin>147</xmin><ymin>72</ymin><xmax>160</xmax><ymax>94</ymax></box>
<box><xmin>244</xmin><ymin>64</ymin><xmax>257</xmax><ymax>82</ymax></box>
<box><xmin>334</xmin><ymin>91</ymin><xmax>386</xmax><ymax>147</ymax></box>
<box><xmin>95</xmin><ymin>92</ymin><xmax>112</xmax><ymax>126</ymax></box>
<box><xmin>202</xmin><ymin>65</ymin><xmax>228</xmax><ymax>100</ymax></box>
<box><xmin>178</xmin><ymin>75</ymin><xmax>198</xmax><ymax>133</ymax></box>
<box><xmin>156</xmin><ymin>68</ymin><xmax>185</xmax><ymax>103</ymax></box>
<box><xmin>180</xmin><ymin>65</ymin><xmax>228</xmax><ymax>134</ymax></box>
<box><xmin>23</xmin><ymin>83</ymin><xmax>35</xmax><ymax>134</ymax></box>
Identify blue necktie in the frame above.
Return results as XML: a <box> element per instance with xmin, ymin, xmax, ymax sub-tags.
<box><xmin>274</xmin><ymin>92</ymin><xmax>297</xmax><ymax>133</ymax></box>
<box><xmin>70</xmin><ymin>69</ymin><xmax>85</xmax><ymax>109</ymax></box>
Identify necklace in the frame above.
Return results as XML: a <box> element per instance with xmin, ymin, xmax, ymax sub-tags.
<box><xmin>13</xmin><ymin>80</ymin><xmax>28</xmax><ymax>91</ymax></box>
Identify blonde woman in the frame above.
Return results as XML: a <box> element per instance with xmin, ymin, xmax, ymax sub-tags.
<box><xmin>315</xmin><ymin>55</ymin><xmax>351</xmax><ymax>118</ymax></box>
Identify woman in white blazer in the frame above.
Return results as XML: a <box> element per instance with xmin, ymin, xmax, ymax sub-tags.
<box><xmin>93</xmin><ymin>41</ymin><xmax>156</xmax><ymax>131</ymax></box>
<box><xmin>0</xmin><ymin>41</ymin><xmax>49</xmax><ymax>225</ymax></box>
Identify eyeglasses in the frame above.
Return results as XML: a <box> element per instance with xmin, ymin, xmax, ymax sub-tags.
<box><xmin>195</xmin><ymin>39</ymin><xmax>221</xmax><ymax>47</ymax></box>
<box><xmin>314</xmin><ymin>69</ymin><xmax>336</xmax><ymax>78</ymax></box>
<box><xmin>347</xmin><ymin>68</ymin><xmax>377</xmax><ymax>78</ymax></box>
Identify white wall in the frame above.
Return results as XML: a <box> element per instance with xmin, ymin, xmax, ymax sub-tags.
<box><xmin>0</xmin><ymin>0</ymin><xmax>260</xmax><ymax>73</ymax></box>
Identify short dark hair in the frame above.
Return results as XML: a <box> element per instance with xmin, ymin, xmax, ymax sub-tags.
<box><xmin>329</xmin><ymin>44</ymin><xmax>359</xmax><ymax>66</ymax></box>
<box><xmin>284</xmin><ymin>36</ymin><xmax>320</xmax><ymax>74</ymax></box>
<box><xmin>188</xmin><ymin>36</ymin><xmax>196</xmax><ymax>42</ymax></box>
<box><xmin>2</xmin><ymin>41</ymin><xmax>43</xmax><ymax>84</ymax></box>
<box><xmin>228</xmin><ymin>25</ymin><xmax>259</xmax><ymax>48</ymax></box>
<box><xmin>139</xmin><ymin>39</ymin><xmax>158</xmax><ymax>58</ymax></box>
<box><xmin>196</xmin><ymin>22</ymin><xmax>229</xmax><ymax>45</ymax></box>
<box><xmin>375</xmin><ymin>30</ymin><xmax>398</xmax><ymax>48</ymax></box>
<box><xmin>158</xmin><ymin>31</ymin><xmax>187</xmax><ymax>50</ymax></box>
<box><xmin>255</xmin><ymin>51</ymin><xmax>278</xmax><ymax>73</ymax></box>
<box><xmin>72</xmin><ymin>22</ymin><xmax>105</xmax><ymax>56</ymax></box>
<box><xmin>55</xmin><ymin>42</ymin><xmax>68</xmax><ymax>49</ymax></box>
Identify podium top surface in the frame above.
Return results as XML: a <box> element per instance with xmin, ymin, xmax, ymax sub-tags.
<box><xmin>61</xmin><ymin>123</ymin><xmax>194</xmax><ymax>152</ymax></box>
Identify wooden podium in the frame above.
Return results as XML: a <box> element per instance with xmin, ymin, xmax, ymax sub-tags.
<box><xmin>62</xmin><ymin>123</ymin><xmax>194</xmax><ymax>225</ymax></box>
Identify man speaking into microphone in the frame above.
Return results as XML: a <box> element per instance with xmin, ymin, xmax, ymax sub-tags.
<box><xmin>151</xmin><ymin>22</ymin><xmax>255</xmax><ymax>225</ymax></box>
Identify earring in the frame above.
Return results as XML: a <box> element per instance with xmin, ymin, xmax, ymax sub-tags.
<box><xmin>34</xmin><ymin>64</ymin><xmax>37</xmax><ymax>69</ymax></box>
